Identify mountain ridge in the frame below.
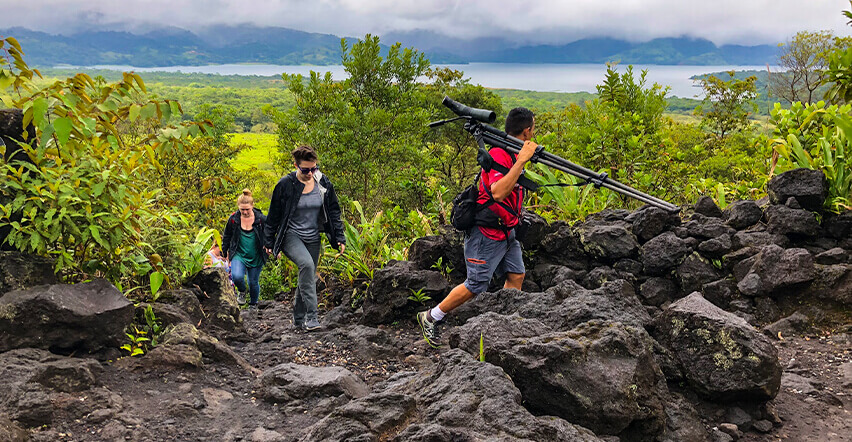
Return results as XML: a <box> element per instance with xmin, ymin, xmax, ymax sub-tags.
<box><xmin>0</xmin><ymin>25</ymin><xmax>779</xmax><ymax>67</ymax></box>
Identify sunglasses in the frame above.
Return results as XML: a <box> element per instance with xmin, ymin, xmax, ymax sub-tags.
<box><xmin>298</xmin><ymin>166</ymin><xmax>318</xmax><ymax>174</ymax></box>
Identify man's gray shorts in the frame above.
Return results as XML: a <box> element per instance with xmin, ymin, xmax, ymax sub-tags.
<box><xmin>463</xmin><ymin>227</ymin><xmax>525</xmax><ymax>295</ymax></box>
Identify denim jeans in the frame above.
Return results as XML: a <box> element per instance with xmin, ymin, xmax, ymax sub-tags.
<box><xmin>230</xmin><ymin>257</ymin><xmax>263</xmax><ymax>305</ymax></box>
<box><xmin>282</xmin><ymin>231</ymin><xmax>321</xmax><ymax>324</ymax></box>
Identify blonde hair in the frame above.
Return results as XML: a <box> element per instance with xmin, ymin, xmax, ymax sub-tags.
<box><xmin>237</xmin><ymin>189</ymin><xmax>254</xmax><ymax>205</ymax></box>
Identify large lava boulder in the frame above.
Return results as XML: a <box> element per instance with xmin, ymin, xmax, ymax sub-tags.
<box><xmin>361</xmin><ymin>260</ymin><xmax>449</xmax><ymax>325</ymax></box>
<box><xmin>767</xmin><ymin>168</ymin><xmax>827</xmax><ymax>211</ymax></box>
<box><xmin>301</xmin><ymin>349</ymin><xmax>603</xmax><ymax>441</ymax></box>
<box><xmin>451</xmin><ymin>316</ymin><xmax>667</xmax><ymax>441</ymax></box>
<box><xmin>0</xmin><ymin>279</ymin><xmax>133</xmax><ymax>354</ymax></box>
<box><xmin>651</xmin><ymin>293</ymin><xmax>781</xmax><ymax>401</ymax></box>
<box><xmin>0</xmin><ymin>252</ymin><xmax>58</xmax><ymax>296</ymax></box>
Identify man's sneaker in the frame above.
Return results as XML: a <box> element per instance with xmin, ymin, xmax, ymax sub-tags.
<box><xmin>293</xmin><ymin>321</ymin><xmax>305</xmax><ymax>331</ymax></box>
<box><xmin>247</xmin><ymin>303</ymin><xmax>258</xmax><ymax>311</ymax></box>
<box><xmin>416</xmin><ymin>311</ymin><xmax>441</xmax><ymax>348</ymax></box>
<box><xmin>236</xmin><ymin>292</ymin><xmax>246</xmax><ymax>305</ymax></box>
<box><xmin>304</xmin><ymin>318</ymin><xmax>322</xmax><ymax>331</ymax></box>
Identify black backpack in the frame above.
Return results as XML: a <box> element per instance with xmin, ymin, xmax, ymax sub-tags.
<box><xmin>450</xmin><ymin>174</ymin><xmax>518</xmax><ymax>232</ymax></box>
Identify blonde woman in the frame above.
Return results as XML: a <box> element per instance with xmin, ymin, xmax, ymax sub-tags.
<box><xmin>221</xmin><ymin>189</ymin><xmax>267</xmax><ymax>308</ymax></box>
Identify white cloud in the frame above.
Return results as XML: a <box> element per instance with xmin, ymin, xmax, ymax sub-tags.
<box><xmin>0</xmin><ymin>0</ymin><xmax>848</xmax><ymax>45</ymax></box>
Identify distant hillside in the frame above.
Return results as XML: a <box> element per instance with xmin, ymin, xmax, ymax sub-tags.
<box><xmin>1</xmin><ymin>25</ymin><xmax>778</xmax><ymax>67</ymax></box>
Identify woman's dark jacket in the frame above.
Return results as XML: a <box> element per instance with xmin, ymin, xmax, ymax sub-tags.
<box><xmin>264</xmin><ymin>170</ymin><xmax>346</xmax><ymax>257</ymax></box>
<box><xmin>222</xmin><ymin>208</ymin><xmax>267</xmax><ymax>266</ymax></box>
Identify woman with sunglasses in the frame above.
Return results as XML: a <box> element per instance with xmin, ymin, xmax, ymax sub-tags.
<box><xmin>264</xmin><ymin>145</ymin><xmax>346</xmax><ymax>331</ymax></box>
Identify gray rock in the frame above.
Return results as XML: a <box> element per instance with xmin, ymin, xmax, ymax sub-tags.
<box><xmin>547</xmin><ymin>280</ymin><xmax>652</xmax><ymax>331</ymax></box>
<box><xmin>717</xmin><ymin>423</ymin><xmax>741</xmax><ymax>440</ymax></box>
<box><xmin>541</xmin><ymin>224</ymin><xmax>590</xmax><ymax>269</ymax></box>
<box><xmin>0</xmin><ymin>279</ymin><xmax>133</xmax><ymax>353</ymax></box>
<box><xmin>328</xmin><ymin>325</ymin><xmax>404</xmax><ymax>360</ymax></box>
<box><xmin>723</xmin><ymin>247</ymin><xmax>761</xmax><ymax>274</ymax></box>
<box><xmin>752</xmin><ymin>420</ymin><xmax>774</xmax><ymax>433</ymax></box>
<box><xmin>701</xmin><ymin>279</ymin><xmax>740</xmax><ymax>310</ymax></box>
<box><xmin>662</xmin><ymin>393</ymin><xmax>711</xmax><ymax>442</ymax></box>
<box><xmin>731</xmin><ymin>230</ymin><xmax>790</xmax><ymax>250</ymax></box>
<box><xmin>695</xmin><ymin>196</ymin><xmax>724</xmax><ymax>218</ymax></box>
<box><xmin>641</xmin><ymin>232</ymin><xmax>693</xmax><ymax>275</ymax></box>
<box><xmin>0</xmin><ymin>251</ymin><xmax>58</xmax><ymax>296</ymax></box>
<box><xmin>765</xmin><ymin>205</ymin><xmax>820</xmax><ymax>237</ymax></box>
<box><xmin>362</xmin><ymin>260</ymin><xmax>449</xmax><ymax>326</ymax></box>
<box><xmin>815</xmin><ymin>247</ymin><xmax>849</xmax><ymax>265</ymax></box>
<box><xmin>736</xmin><ymin>246</ymin><xmax>815</xmax><ymax>297</ymax></box>
<box><xmin>724</xmin><ymin>201</ymin><xmax>763</xmax><ymax>230</ymax></box>
<box><xmin>753</xmin><ymin>297</ymin><xmax>781</xmax><ymax>324</ymax></box>
<box><xmin>189</xmin><ymin>268</ymin><xmax>243</xmax><ymax>335</ymax></box>
<box><xmin>684</xmin><ymin>214</ymin><xmax>737</xmax><ymax>239</ymax></box>
<box><xmin>518</xmin><ymin>210</ymin><xmax>550</xmax><ymax>251</ymax></box>
<box><xmin>651</xmin><ymin>293</ymin><xmax>782</xmax><ymax>401</ymax></box>
<box><xmin>762</xmin><ymin>311</ymin><xmax>814</xmax><ymax>338</ymax></box>
<box><xmin>487</xmin><ymin>321</ymin><xmax>667</xmax><ymax>440</ymax></box>
<box><xmin>805</xmin><ymin>264</ymin><xmax>852</xmax><ymax>305</ymax></box>
<box><xmin>724</xmin><ymin>406</ymin><xmax>753</xmax><ymax>432</ymax></box>
<box><xmin>257</xmin><ymin>363</ymin><xmax>369</xmax><ymax>404</ymax></box>
<box><xmin>698</xmin><ymin>234</ymin><xmax>733</xmax><ymax>260</ymax></box>
<box><xmin>767</xmin><ymin>168</ymin><xmax>827</xmax><ymax>211</ymax></box>
<box><xmin>629</xmin><ymin>206</ymin><xmax>682</xmax><ymax>242</ymax></box>
<box><xmin>822</xmin><ymin>211</ymin><xmax>852</xmax><ymax>239</ymax></box>
<box><xmin>531</xmin><ymin>263</ymin><xmax>587</xmax><ymax>290</ymax></box>
<box><xmin>584</xmin><ymin>266</ymin><xmax>633</xmax><ymax>289</ymax></box>
<box><xmin>640</xmin><ymin>278</ymin><xmax>678</xmax><ymax>306</ymax></box>
<box><xmin>678</xmin><ymin>252</ymin><xmax>724</xmax><ymax>294</ymax></box>
<box><xmin>578</xmin><ymin>223</ymin><xmax>639</xmax><ymax>261</ymax></box>
<box><xmin>408</xmin><ymin>228</ymin><xmax>465</xmax><ymax>280</ymax></box>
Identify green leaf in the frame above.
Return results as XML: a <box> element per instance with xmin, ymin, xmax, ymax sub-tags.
<box><xmin>32</xmin><ymin>97</ymin><xmax>47</xmax><ymax>127</ymax></box>
<box><xmin>53</xmin><ymin>117</ymin><xmax>73</xmax><ymax>145</ymax></box>
<box><xmin>149</xmin><ymin>271</ymin><xmax>164</xmax><ymax>298</ymax></box>
<box><xmin>129</xmin><ymin>104</ymin><xmax>141</xmax><ymax>122</ymax></box>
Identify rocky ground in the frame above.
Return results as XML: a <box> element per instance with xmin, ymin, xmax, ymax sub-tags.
<box><xmin>2</xmin><ymin>296</ymin><xmax>846</xmax><ymax>442</ymax></box>
<box><xmin>2</xmin><ymin>168</ymin><xmax>851</xmax><ymax>441</ymax></box>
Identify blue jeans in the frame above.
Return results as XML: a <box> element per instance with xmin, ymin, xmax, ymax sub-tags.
<box><xmin>230</xmin><ymin>257</ymin><xmax>262</xmax><ymax>305</ymax></box>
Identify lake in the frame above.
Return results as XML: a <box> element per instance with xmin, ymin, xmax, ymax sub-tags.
<box><xmin>86</xmin><ymin>63</ymin><xmax>773</xmax><ymax>98</ymax></box>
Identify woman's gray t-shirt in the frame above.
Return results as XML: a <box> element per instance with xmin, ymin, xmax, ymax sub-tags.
<box><xmin>287</xmin><ymin>184</ymin><xmax>322</xmax><ymax>241</ymax></box>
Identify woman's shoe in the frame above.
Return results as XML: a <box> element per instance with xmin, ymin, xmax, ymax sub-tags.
<box><xmin>304</xmin><ymin>318</ymin><xmax>322</xmax><ymax>331</ymax></box>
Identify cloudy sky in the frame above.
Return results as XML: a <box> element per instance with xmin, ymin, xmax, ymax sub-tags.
<box><xmin>0</xmin><ymin>0</ymin><xmax>849</xmax><ymax>45</ymax></box>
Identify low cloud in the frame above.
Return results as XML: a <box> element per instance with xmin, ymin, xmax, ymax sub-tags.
<box><xmin>0</xmin><ymin>0</ymin><xmax>848</xmax><ymax>45</ymax></box>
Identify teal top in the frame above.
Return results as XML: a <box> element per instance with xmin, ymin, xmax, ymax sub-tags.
<box><xmin>237</xmin><ymin>228</ymin><xmax>263</xmax><ymax>268</ymax></box>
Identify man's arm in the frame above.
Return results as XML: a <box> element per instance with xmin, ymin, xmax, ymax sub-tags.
<box><xmin>490</xmin><ymin>140</ymin><xmax>538</xmax><ymax>202</ymax></box>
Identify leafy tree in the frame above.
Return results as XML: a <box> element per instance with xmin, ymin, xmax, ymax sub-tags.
<box><xmin>768</xmin><ymin>30</ymin><xmax>852</xmax><ymax>104</ymax></box>
<box><xmin>0</xmin><ymin>36</ymin><xmax>211</xmax><ymax>288</ymax></box>
<box><xmin>149</xmin><ymin>104</ymin><xmax>246</xmax><ymax>227</ymax></box>
<box><xmin>270</xmin><ymin>35</ymin><xmax>431</xmax><ymax>214</ymax></box>
<box><xmin>695</xmin><ymin>71</ymin><xmax>757</xmax><ymax>140</ymax></box>
<box><xmin>538</xmin><ymin>65</ymin><xmax>669</xmax><ymax>198</ymax></box>
<box><xmin>823</xmin><ymin>2</ymin><xmax>852</xmax><ymax>104</ymax></box>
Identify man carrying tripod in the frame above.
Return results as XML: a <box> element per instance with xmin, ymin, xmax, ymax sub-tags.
<box><xmin>417</xmin><ymin>107</ymin><xmax>539</xmax><ymax>348</ymax></box>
